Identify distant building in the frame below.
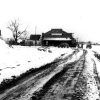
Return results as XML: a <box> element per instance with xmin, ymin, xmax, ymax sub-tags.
<box><xmin>30</xmin><ymin>34</ymin><xmax>41</xmax><ymax>46</ymax></box>
<box><xmin>42</xmin><ymin>29</ymin><xmax>77</xmax><ymax>47</ymax></box>
<box><xmin>20</xmin><ymin>34</ymin><xmax>41</xmax><ymax>46</ymax></box>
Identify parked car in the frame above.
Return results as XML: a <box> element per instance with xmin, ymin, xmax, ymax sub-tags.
<box><xmin>86</xmin><ymin>42</ymin><xmax>92</xmax><ymax>49</ymax></box>
<box><xmin>58</xmin><ymin>43</ymin><xmax>69</xmax><ymax>48</ymax></box>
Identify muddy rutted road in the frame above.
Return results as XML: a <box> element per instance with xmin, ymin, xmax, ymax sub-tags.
<box><xmin>0</xmin><ymin>49</ymin><xmax>100</xmax><ymax>100</ymax></box>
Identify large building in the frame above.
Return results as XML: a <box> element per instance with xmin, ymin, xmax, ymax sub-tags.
<box><xmin>42</xmin><ymin>29</ymin><xmax>77</xmax><ymax>47</ymax></box>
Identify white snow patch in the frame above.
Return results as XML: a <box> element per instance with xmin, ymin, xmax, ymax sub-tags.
<box><xmin>0</xmin><ymin>44</ymin><xmax>74</xmax><ymax>83</ymax></box>
<box><xmin>84</xmin><ymin>50</ymin><xmax>100</xmax><ymax>100</ymax></box>
<box><xmin>90</xmin><ymin>45</ymin><xmax>100</xmax><ymax>77</ymax></box>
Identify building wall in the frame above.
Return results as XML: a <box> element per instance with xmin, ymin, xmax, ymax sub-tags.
<box><xmin>20</xmin><ymin>39</ymin><xmax>41</xmax><ymax>46</ymax></box>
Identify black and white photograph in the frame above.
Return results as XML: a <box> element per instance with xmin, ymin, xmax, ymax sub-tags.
<box><xmin>0</xmin><ymin>0</ymin><xmax>100</xmax><ymax>100</ymax></box>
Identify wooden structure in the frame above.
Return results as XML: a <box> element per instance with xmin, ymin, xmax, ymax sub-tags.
<box><xmin>42</xmin><ymin>29</ymin><xmax>77</xmax><ymax>47</ymax></box>
<box><xmin>30</xmin><ymin>34</ymin><xmax>41</xmax><ymax>46</ymax></box>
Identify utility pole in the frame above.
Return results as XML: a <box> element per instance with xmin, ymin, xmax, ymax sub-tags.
<box><xmin>0</xmin><ymin>30</ymin><xmax>1</xmax><ymax>36</ymax></box>
<box><xmin>35</xmin><ymin>26</ymin><xmax>37</xmax><ymax>46</ymax></box>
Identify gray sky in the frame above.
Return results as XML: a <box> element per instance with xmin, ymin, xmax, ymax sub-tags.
<box><xmin>0</xmin><ymin>0</ymin><xmax>100</xmax><ymax>42</ymax></box>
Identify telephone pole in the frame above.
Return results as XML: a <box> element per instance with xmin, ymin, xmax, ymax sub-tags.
<box><xmin>35</xmin><ymin>26</ymin><xmax>37</xmax><ymax>46</ymax></box>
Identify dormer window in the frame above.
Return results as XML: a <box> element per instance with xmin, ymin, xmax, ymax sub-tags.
<box><xmin>51</xmin><ymin>33</ymin><xmax>62</xmax><ymax>36</ymax></box>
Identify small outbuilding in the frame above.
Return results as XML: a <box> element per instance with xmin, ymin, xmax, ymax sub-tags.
<box><xmin>30</xmin><ymin>34</ymin><xmax>41</xmax><ymax>46</ymax></box>
<box><xmin>42</xmin><ymin>29</ymin><xmax>77</xmax><ymax>47</ymax></box>
<box><xmin>20</xmin><ymin>34</ymin><xmax>41</xmax><ymax>46</ymax></box>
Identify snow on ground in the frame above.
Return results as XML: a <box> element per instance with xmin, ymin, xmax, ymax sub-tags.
<box><xmin>83</xmin><ymin>50</ymin><xmax>100</xmax><ymax>100</ymax></box>
<box><xmin>92</xmin><ymin>45</ymin><xmax>100</xmax><ymax>53</ymax></box>
<box><xmin>0</xmin><ymin>40</ymin><xmax>74</xmax><ymax>83</ymax></box>
<box><xmin>90</xmin><ymin>45</ymin><xmax>100</xmax><ymax>77</ymax></box>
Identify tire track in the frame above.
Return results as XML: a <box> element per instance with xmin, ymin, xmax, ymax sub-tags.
<box><xmin>30</xmin><ymin>50</ymin><xmax>87</xmax><ymax>100</ymax></box>
<box><xmin>0</xmin><ymin>49</ymin><xmax>80</xmax><ymax>100</ymax></box>
<box><xmin>71</xmin><ymin>50</ymin><xmax>87</xmax><ymax>100</ymax></box>
<box><xmin>19</xmin><ymin>49</ymin><xmax>82</xmax><ymax>100</ymax></box>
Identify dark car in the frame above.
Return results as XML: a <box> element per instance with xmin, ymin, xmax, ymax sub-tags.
<box><xmin>58</xmin><ymin>43</ymin><xmax>69</xmax><ymax>48</ymax></box>
<box><xmin>86</xmin><ymin>42</ymin><xmax>92</xmax><ymax>49</ymax></box>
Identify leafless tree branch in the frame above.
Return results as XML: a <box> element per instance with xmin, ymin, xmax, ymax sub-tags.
<box><xmin>7</xmin><ymin>19</ymin><xmax>28</xmax><ymax>44</ymax></box>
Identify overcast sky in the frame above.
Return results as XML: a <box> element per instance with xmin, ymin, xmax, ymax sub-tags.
<box><xmin>0</xmin><ymin>0</ymin><xmax>100</xmax><ymax>42</ymax></box>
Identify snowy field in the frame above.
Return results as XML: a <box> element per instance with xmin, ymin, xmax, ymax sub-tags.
<box><xmin>1</xmin><ymin>39</ymin><xmax>100</xmax><ymax>99</ymax></box>
<box><xmin>1</xmin><ymin>39</ymin><xmax>100</xmax><ymax>85</ymax></box>
<box><xmin>0</xmin><ymin>39</ymin><xmax>74</xmax><ymax>83</ymax></box>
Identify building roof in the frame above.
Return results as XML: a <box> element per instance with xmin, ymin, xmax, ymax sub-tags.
<box><xmin>30</xmin><ymin>34</ymin><xmax>41</xmax><ymax>40</ymax></box>
<box><xmin>43</xmin><ymin>37</ymin><xmax>71</xmax><ymax>41</ymax></box>
<box><xmin>42</xmin><ymin>29</ymin><xmax>74</xmax><ymax>40</ymax></box>
<box><xmin>44</xmin><ymin>29</ymin><xmax>73</xmax><ymax>34</ymax></box>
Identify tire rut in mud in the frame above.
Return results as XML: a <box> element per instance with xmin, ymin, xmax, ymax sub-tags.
<box><xmin>0</xmin><ymin>50</ymin><xmax>79</xmax><ymax>100</ymax></box>
<box><xmin>31</xmin><ymin>50</ymin><xmax>87</xmax><ymax>100</ymax></box>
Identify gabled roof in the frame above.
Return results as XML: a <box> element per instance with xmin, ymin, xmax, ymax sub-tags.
<box><xmin>44</xmin><ymin>29</ymin><xmax>73</xmax><ymax>34</ymax></box>
<box><xmin>42</xmin><ymin>29</ymin><xmax>74</xmax><ymax>40</ymax></box>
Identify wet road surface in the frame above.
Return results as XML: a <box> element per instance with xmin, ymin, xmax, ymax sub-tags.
<box><xmin>0</xmin><ymin>49</ymin><xmax>100</xmax><ymax>100</ymax></box>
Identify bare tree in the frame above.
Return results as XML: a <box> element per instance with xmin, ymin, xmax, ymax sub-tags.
<box><xmin>7</xmin><ymin>20</ymin><xmax>28</xmax><ymax>44</ymax></box>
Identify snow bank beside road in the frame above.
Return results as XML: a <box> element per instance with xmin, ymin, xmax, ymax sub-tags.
<box><xmin>83</xmin><ymin>51</ymin><xmax>100</xmax><ymax>100</ymax></box>
<box><xmin>0</xmin><ymin>44</ymin><xmax>74</xmax><ymax>83</ymax></box>
<box><xmin>90</xmin><ymin>45</ymin><xmax>100</xmax><ymax>77</ymax></box>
